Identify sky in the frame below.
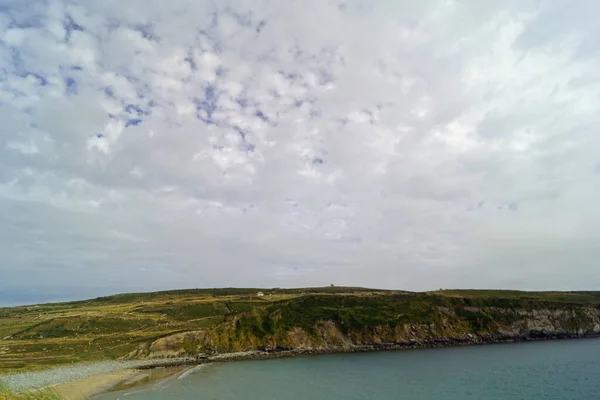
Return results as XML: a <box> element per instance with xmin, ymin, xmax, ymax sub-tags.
<box><xmin>1</xmin><ymin>0</ymin><xmax>600</xmax><ymax>305</ymax></box>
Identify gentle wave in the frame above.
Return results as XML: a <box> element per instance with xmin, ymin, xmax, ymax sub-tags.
<box><xmin>177</xmin><ymin>364</ymin><xmax>209</xmax><ymax>380</ymax></box>
<box><xmin>94</xmin><ymin>339</ymin><xmax>600</xmax><ymax>400</ymax></box>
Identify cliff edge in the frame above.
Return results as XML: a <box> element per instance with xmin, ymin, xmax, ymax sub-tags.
<box><xmin>127</xmin><ymin>293</ymin><xmax>600</xmax><ymax>359</ymax></box>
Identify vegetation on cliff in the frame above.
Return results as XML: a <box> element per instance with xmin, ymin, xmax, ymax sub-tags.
<box><xmin>1</xmin><ymin>287</ymin><xmax>599</xmax><ymax>374</ymax></box>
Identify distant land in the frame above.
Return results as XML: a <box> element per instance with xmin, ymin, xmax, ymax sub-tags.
<box><xmin>1</xmin><ymin>287</ymin><xmax>600</xmax><ymax>374</ymax></box>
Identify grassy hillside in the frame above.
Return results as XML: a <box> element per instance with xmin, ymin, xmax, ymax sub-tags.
<box><xmin>0</xmin><ymin>287</ymin><xmax>386</xmax><ymax>373</ymax></box>
<box><xmin>432</xmin><ymin>289</ymin><xmax>600</xmax><ymax>304</ymax></box>
<box><xmin>1</xmin><ymin>287</ymin><xmax>599</xmax><ymax>374</ymax></box>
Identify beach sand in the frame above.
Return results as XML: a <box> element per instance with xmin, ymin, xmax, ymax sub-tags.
<box><xmin>51</xmin><ymin>370</ymin><xmax>137</xmax><ymax>400</ymax></box>
<box><xmin>52</xmin><ymin>366</ymin><xmax>187</xmax><ymax>400</ymax></box>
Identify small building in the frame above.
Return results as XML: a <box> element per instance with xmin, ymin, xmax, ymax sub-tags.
<box><xmin>257</xmin><ymin>291</ymin><xmax>264</xmax><ymax>297</ymax></box>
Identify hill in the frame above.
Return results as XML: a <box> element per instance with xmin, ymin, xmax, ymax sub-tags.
<box><xmin>1</xmin><ymin>287</ymin><xmax>599</xmax><ymax>374</ymax></box>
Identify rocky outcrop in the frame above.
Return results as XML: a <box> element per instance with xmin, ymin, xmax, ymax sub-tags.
<box><xmin>128</xmin><ymin>301</ymin><xmax>600</xmax><ymax>360</ymax></box>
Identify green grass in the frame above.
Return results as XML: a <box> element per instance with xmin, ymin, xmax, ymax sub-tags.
<box><xmin>433</xmin><ymin>289</ymin><xmax>600</xmax><ymax>304</ymax></box>
<box><xmin>42</xmin><ymin>287</ymin><xmax>385</xmax><ymax>307</ymax></box>
<box><xmin>269</xmin><ymin>293</ymin><xmax>444</xmax><ymax>331</ymax></box>
<box><xmin>0</xmin><ymin>324</ymin><xmax>35</xmax><ymax>339</ymax></box>
<box><xmin>0</xmin><ymin>381</ymin><xmax>62</xmax><ymax>400</ymax></box>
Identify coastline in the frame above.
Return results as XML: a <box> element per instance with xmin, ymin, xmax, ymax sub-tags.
<box><xmin>51</xmin><ymin>370</ymin><xmax>139</xmax><ymax>400</ymax></box>
<box><xmin>47</xmin><ymin>366</ymin><xmax>189</xmax><ymax>400</ymax></box>
<box><xmin>0</xmin><ymin>358</ymin><xmax>194</xmax><ymax>394</ymax></box>
<box><xmin>4</xmin><ymin>333</ymin><xmax>600</xmax><ymax>398</ymax></box>
<box><xmin>88</xmin><ymin>333</ymin><xmax>600</xmax><ymax>398</ymax></box>
<box><xmin>180</xmin><ymin>330</ymin><xmax>600</xmax><ymax>364</ymax></box>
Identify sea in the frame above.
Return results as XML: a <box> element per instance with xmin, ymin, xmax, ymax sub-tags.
<box><xmin>94</xmin><ymin>338</ymin><xmax>600</xmax><ymax>400</ymax></box>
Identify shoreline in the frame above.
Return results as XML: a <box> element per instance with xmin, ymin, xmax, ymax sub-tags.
<box><xmin>92</xmin><ymin>333</ymin><xmax>600</xmax><ymax>397</ymax></box>
<box><xmin>51</xmin><ymin>370</ymin><xmax>139</xmax><ymax>400</ymax></box>
<box><xmin>45</xmin><ymin>366</ymin><xmax>190</xmax><ymax>400</ymax></box>
<box><xmin>4</xmin><ymin>333</ymin><xmax>600</xmax><ymax>398</ymax></box>
<box><xmin>143</xmin><ymin>330</ymin><xmax>600</xmax><ymax>365</ymax></box>
<box><xmin>0</xmin><ymin>358</ymin><xmax>194</xmax><ymax>394</ymax></box>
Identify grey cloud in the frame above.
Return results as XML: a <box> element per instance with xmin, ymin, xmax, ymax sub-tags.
<box><xmin>1</xmin><ymin>0</ymin><xmax>600</xmax><ymax>305</ymax></box>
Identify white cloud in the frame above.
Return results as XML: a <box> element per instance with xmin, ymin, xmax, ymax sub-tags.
<box><xmin>1</xmin><ymin>0</ymin><xmax>600</xmax><ymax>304</ymax></box>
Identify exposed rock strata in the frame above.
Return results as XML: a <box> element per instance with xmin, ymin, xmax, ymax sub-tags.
<box><xmin>127</xmin><ymin>304</ymin><xmax>600</xmax><ymax>361</ymax></box>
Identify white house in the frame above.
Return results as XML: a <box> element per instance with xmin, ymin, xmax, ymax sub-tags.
<box><xmin>257</xmin><ymin>291</ymin><xmax>264</xmax><ymax>297</ymax></box>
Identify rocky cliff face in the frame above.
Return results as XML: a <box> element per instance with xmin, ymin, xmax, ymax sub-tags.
<box><xmin>127</xmin><ymin>297</ymin><xmax>600</xmax><ymax>359</ymax></box>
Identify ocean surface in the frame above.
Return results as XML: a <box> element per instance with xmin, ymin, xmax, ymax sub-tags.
<box><xmin>94</xmin><ymin>338</ymin><xmax>600</xmax><ymax>400</ymax></box>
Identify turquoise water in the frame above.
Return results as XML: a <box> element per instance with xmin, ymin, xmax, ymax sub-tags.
<box><xmin>96</xmin><ymin>339</ymin><xmax>600</xmax><ymax>400</ymax></box>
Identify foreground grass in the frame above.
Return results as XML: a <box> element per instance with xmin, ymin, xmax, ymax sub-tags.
<box><xmin>0</xmin><ymin>382</ymin><xmax>62</xmax><ymax>400</ymax></box>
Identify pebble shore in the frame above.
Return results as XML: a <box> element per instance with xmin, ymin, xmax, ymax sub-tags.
<box><xmin>0</xmin><ymin>358</ymin><xmax>193</xmax><ymax>392</ymax></box>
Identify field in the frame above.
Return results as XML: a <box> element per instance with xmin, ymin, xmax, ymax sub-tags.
<box><xmin>432</xmin><ymin>289</ymin><xmax>600</xmax><ymax>304</ymax></box>
<box><xmin>1</xmin><ymin>287</ymin><xmax>599</xmax><ymax>374</ymax></box>
<box><xmin>0</xmin><ymin>287</ymin><xmax>381</xmax><ymax>374</ymax></box>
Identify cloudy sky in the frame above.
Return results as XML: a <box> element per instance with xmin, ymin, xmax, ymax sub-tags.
<box><xmin>1</xmin><ymin>0</ymin><xmax>600</xmax><ymax>305</ymax></box>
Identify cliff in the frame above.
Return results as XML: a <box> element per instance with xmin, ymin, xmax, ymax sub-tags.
<box><xmin>127</xmin><ymin>293</ymin><xmax>600</xmax><ymax>359</ymax></box>
<box><xmin>3</xmin><ymin>288</ymin><xmax>599</xmax><ymax>373</ymax></box>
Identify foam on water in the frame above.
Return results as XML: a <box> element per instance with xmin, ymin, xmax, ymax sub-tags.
<box><xmin>176</xmin><ymin>364</ymin><xmax>209</xmax><ymax>380</ymax></box>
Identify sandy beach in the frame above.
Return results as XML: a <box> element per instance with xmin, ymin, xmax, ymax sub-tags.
<box><xmin>52</xmin><ymin>366</ymin><xmax>187</xmax><ymax>400</ymax></box>
<box><xmin>52</xmin><ymin>370</ymin><xmax>138</xmax><ymax>400</ymax></box>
